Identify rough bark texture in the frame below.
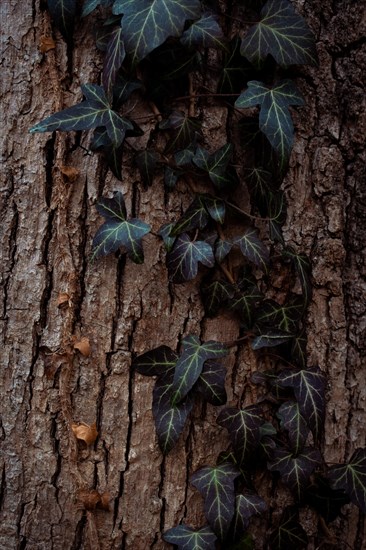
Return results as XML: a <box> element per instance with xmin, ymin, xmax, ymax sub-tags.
<box><xmin>1</xmin><ymin>1</ymin><xmax>365</xmax><ymax>549</ymax></box>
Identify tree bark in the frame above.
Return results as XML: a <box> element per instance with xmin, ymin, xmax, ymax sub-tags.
<box><xmin>1</xmin><ymin>1</ymin><xmax>365</xmax><ymax>549</ymax></box>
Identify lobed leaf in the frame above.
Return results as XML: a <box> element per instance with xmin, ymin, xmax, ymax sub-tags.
<box><xmin>304</xmin><ymin>475</ymin><xmax>350</xmax><ymax>523</ymax></box>
<box><xmin>193</xmin><ymin>144</ymin><xmax>236</xmax><ymax>190</ymax></box>
<box><xmin>232</xmin><ymin>493</ymin><xmax>268</xmax><ymax>539</ymax></box>
<box><xmin>171</xmin><ymin>335</ymin><xmax>228</xmax><ymax>404</ymax></box>
<box><xmin>92</xmin><ymin>191</ymin><xmax>151</xmax><ymax>262</ymax></box>
<box><xmin>217</xmin><ymin>405</ymin><xmax>263</xmax><ymax>465</ymax></box>
<box><xmin>327</xmin><ymin>448</ymin><xmax>366</xmax><ymax>513</ymax></box>
<box><xmin>240</xmin><ymin>0</ymin><xmax>318</xmax><ymax>66</ymax></box>
<box><xmin>159</xmin><ymin>222</ymin><xmax>177</xmax><ymax>252</ymax></box>
<box><xmin>160</xmin><ymin>111</ymin><xmax>202</xmax><ymax>154</ymax></box>
<box><xmin>133</xmin><ymin>345</ymin><xmax>178</xmax><ymax>377</ymax></box>
<box><xmin>233</xmin><ymin>227</ymin><xmax>270</xmax><ymax>270</ymax></box>
<box><xmin>47</xmin><ymin>0</ymin><xmax>76</xmax><ymax>40</ymax></box>
<box><xmin>167</xmin><ymin>233</ymin><xmax>215</xmax><ymax>283</ymax></box>
<box><xmin>283</xmin><ymin>247</ymin><xmax>312</xmax><ymax>305</ymax></box>
<box><xmin>277</xmin><ymin>401</ymin><xmax>309</xmax><ymax>454</ymax></box>
<box><xmin>235</xmin><ymin>80</ymin><xmax>304</xmax><ymax>165</ymax></box>
<box><xmin>201</xmin><ymin>279</ymin><xmax>235</xmax><ymax>317</ymax></box>
<box><xmin>255</xmin><ymin>297</ymin><xmax>304</xmax><ymax>334</ymax></box>
<box><xmin>190</xmin><ymin>462</ymin><xmax>240</xmax><ymax>540</ymax></box>
<box><xmin>252</xmin><ymin>328</ymin><xmax>293</xmax><ymax>350</ymax></box>
<box><xmin>180</xmin><ymin>13</ymin><xmax>226</xmax><ymax>50</ymax></box>
<box><xmin>269</xmin><ymin>506</ymin><xmax>308</xmax><ymax>550</ymax></box>
<box><xmin>103</xmin><ymin>27</ymin><xmax>126</xmax><ymax>94</ymax></box>
<box><xmin>170</xmin><ymin>197</ymin><xmax>210</xmax><ymax>236</ymax></box>
<box><xmin>113</xmin><ymin>0</ymin><xmax>201</xmax><ymax>64</ymax></box>
<box><xmin>135</xmin><ymin>149</ymin><xmax>160</xmax><ymax>187</ymax></box>
<box><xmin>276</xmin><ymin>367</ymin><xmax>326</xmax><ymax>441</ymax></box>
<box><xmin>82</xmin><ymin>0</ymin><xmax>113</xmax><ymax>17</ymax></box>
<box><xmin>229</xmin><ymin>285</ymin><xmax>263</xmax><ymax>329</ymax></box>
<box><xmin>163</xmin><ymin>524</ymin><xmax>217</xmax><ymax>550</ymax></box>
<box><xmin>194</xmin><ymin>359</ymin><xmax>227</xmax><ymax>406</ymax></box>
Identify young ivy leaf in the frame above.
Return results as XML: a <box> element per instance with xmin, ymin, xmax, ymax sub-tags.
<box><xmin>163</xmin><ymin>524</ymin><xmax>217</xmax><ymax>550</ymax></box>
<box><xmin>112</xmin><ymin>0</ymin><xmax>201</xmax><ymax>65</ymax></box>
<box><xmin>217</xmin><ymin>405</ymin><xmax>263</xmax><ymax>465</ymax></box>
<box><xmin>171</xmin><ymin>335</ymin><xmax>228</xmax><ymax>404</ymax></box>
<box><xmin>240</xmin><ymin>0</ymin><xmax>318</xmax><ymax>67</ymax></box>
<box><xmin>269</xmin><ymin>506</ymin><xmax>308</xmax><ymax>550</ymax></box>
<box><xmin>229</xmin><ymin>285</ymin><xmax>263</xmax><ymax>329</ymax></box>
<box><xmin>190</xmin><ymin>462</ymin><xmax>240</xmax><ymax>540</ymax></box>
<box><xmin>152</xmin><ymin>370</ymin><xmax>194</xmax><ymax>454</ymax></box>
<box><xmin>170</xmin><ymin>196</ymin><xmax>210</xmax><ymax>237</ymax></box>
<box><xmin>133</xmin><ymin>345</ymin><xmax>178</xmax><ymax>377</ymax></box>
<box><xmin>92</xmin><ymin>191</ymin><xmax>151</xmax><ymax>262</ymax></box>
<box><xmin>327</xmin><ymin>448</ymin><xmax>366</xmax><ymax>513</ymax></box>
<box><xmin>180</xmin><ymin>13</ymin><xmax>226</xmax><ymax>50</ymax></box>
<box><xmin>277</xmin><ymin>401</ymin><xmax>309</xmax><ymax>454</ymax></box>
<box><xmin>276</xmin><ymin>367</ymin><xmax>326</xmax><ymax>442</ymax></box>
<box><xmin>235</xmin><ymin>80</ymin><xmax>304</xmax><ymax>166</ymax></box>
<box><xmin>194</xmin><ymin>359</ymin><xmax>227</xmax><ymax>406</ymax></box>
<box><xmin>47</xmin><ymin>0</ymin><xmax>76</xmax><ymax>40</ymax></box>
<box><xmin>167</xmin><ymin>233</ymin><xmax>215</xmax><ymax>283</ymax></box>
<box><xmin>30</xmin><ymin>84</ymin><xmax>133</xmax><ymax>148</ymax></box>
<box><xmin>201</xmin><ymin>195</ymin><xmax>226</xmax><ymax>225</ymax></box>
<box><xmin>103</xmin><ymin>27</ymin><xmax>126</xmax><ymax>95</ymax></box>
<box><xmin>268</xmin><ymin>447</ymin><xmax>322</xmax><ymax>500</ymax></box>
<box><xmin>193</xmin><ymin>144</ymin><xmax>237</xmax><ymax>190</ymax></box>
<box><xmin>233</xmin><ymin>227</ymin><xmax>270</xmax><ymax>271</ymax></box>
<box><xmin>160</xmin><ymin>111</ymin><xmax>202</xmax><ymax>154</ymax></box>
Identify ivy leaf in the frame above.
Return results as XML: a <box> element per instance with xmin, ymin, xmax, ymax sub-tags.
<box><xmin>163</xmin><ymin>524</ymin><xmax>217</xmax><ymax>550</ymax></box>
<box><xmin>218</xmin><ymin>36</ymin><xmax>253</xmax><ymax>95</ymax></box>
<box><xmin>291</xmin><ymin>329</ymin><xmax>307</xmax><ymax>368</ymax></box>
<box><xmin>92</xmin><ymin>191</ymin><xmax>151</xmax><ymax>262</ymax></box>
<box><xmin>233</xmin><ymin>227</ymin><xmax>270</xmax><ymax>270</ymax></box>
<box><xmin>251</xmin><ymin>328</ymin><xmax>292</xmax><ymax>350</ymax></box>
<box><xmin>103</xmin><ymin>27</ymin><xmax>126</xmax><ymax>94</ymax></box>
<box><xmin>159</xmin><ymin>222</ymin><xmax>176</xmax><ymax>252</ymax></box>
<box><xmin>193</xmin><ymin>144</ymin><xmax>236</xmax><ymax>189</ymax></box>
<box><xmin>135</xmin><ymin>150</ymin><xmax>160</xmax><ymax>187</ymax></box>
<box><xmin>112</xmin><ymin>0</ymin><xmax>201</xmax><ymax>64</ymax></box>
<box><xmin>277</xmin><ymin>401</ymin><xmax>309</xmax><ymax>454</ymax></box>
<box><xmin>195</xmin><ymin>359</ymin><xmax>227</xmax><ymax>406</ymax></box>
<box><xmin>167</xmin><ymin>233</ymin><xmax>215</xmax><ymax>283</ymax></box>
<box><xmin>304</xmin><ymin>475</ymin><xmax>350</xmax><ymax>523</ymax></box>
<box><xmin>229</xmin><ymin>286</ymin><xmax>263</xmax><ymax>329</ymax></box>
<box><xmin>215</xmin><ymin>239</ymin><xmax>232</xmax><ymax>263</ymax></box>
<box><xmin>82</xmin><ymin>0</ymin><xmax>113</xmax><ymax>17</ymax></box>
<box><xmin>276</xmin><ymin>367</ymin><xmax>326</xmax><ymax>442</ymax></box>
<box><xmin>153</xmin><ymin>370</ymin><xmax>194</xmax><ymax>454</ymax></box>
<box><xmin>327</xmin><ymin>448</ymin><xmax>366</xmax><ymax>513</ymax></box>
<box><xmin>30</xmin><ymin>84</ymin><xmax>132</xmax><ymax>148</ymax></box>
<box><xmin>269</xmin><ymin>506</ymin><xmax>308</xmax><ymax>550</ymax></box>
<box><xmin>164</xmin><ymin>166</ymin><xmax>180</xmax><ymax>189</ymax></box>
<box><xmin>240</xmin><ymin>0</ymin><xmax>318</xmax><ymax>67</ymax></box>
<box><xmin>175</xmin><ymin>148</ymin><xmax>196</xmax><ymax>167</ymax></box>
<box><xmin>255</xmin><ymin>297</ymin><xmax>304</xmax><ymax>334</ymax></box>
<box><xmin>217</xmin><ymin>405</ymin><xmax>263</xmax><ymax>465</ymax></box>
<box><xmin>112</xmin><ymin>74</ymin><xmax>143</xmax><ymax>109</ymax></box>
<box><xmin>190</xmin><ymin>463</ymin><xmax>240</xmax><ymax>540</ymax></box>
<box><xmin>180</xmin><ymin>13</ymin><xmax>226</xmax><ymax>50</ymax></box>
<box><xmin>283</xmin><ymin>247</ymin><xmax>312</xmax><ymax>306</ymax></box>
<box><xmin>160</xmin><ymin>111</ymin><xmax>202</xmax><ymax>154</ymax></box>
<box><xmin>201</xmin><ymin>280</ymin><xmax>235</xmax><ymax>317</ymax></box>
<box><xmin>170</xmin><ymin>197</ymin><xmax>210</xmax><ymax>236</ymax></box>
<box><xmin>235</xmin><ymin>80</ymin><xmax>304</xmax><ymax>165</ymax></box>
<box><xmin>133</xmin><ymin>345</ymin><xmax>178</xmax><ymax>377</ymax></box>
<box><xmin>232</xmin><ymin>493</ymin><xmax>268</xmax><ymax>538</ymax></box>
<box><xmin>47</xmin><ymin>0</ymin><xmax>76</xmax><ymax>40</ymax></box>
<box><xmin>171</xmin><ymin>335</ymin><xmax>228</xmax><ymax>404</ymax></box>
<box><xmin>201</xmin><ymin>195</ymin><xmax>226</xmax><ymax>224</ymax></box>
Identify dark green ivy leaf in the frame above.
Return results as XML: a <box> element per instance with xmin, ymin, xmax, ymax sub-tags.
<box><xmin>269</xmin><ymin>506</ymin><xmax>308</xmax><ymax>550</ymax></box>
<box><xmin>167</xmin><ymin>233</ymin><xmax>215</xmax><ymax>283</ymax></box>
<box><xmin>82</xmin><ymin>0</ymin><xmax>113</xmax><ymax>18</ymax></box>
<box><xmin>304</xmin><ymin>475</ymin><xmax>350</xmax><ymax>523</ymax></box>
<box><xmin>290</xmin><ymin>329</ymin><xmax>307</xmax><ymax>368</ymax></box>
<box><xmin>232</xmin><ymin>493</ymin><xmax>268</xmax><ymax>539</ymax></box>
<box><xmin>277</xmin><ymin>367</ymin><xmax>326</xmax><ymax>442</ymax></box>
<box><xmin>233</xmin><ymin>227</ymin><xmax>270</xmax><ymax>270</ymax></box>
<box><xmin>251</xmin><ymin>328</ymin><xmax>293</xmax><ymax>350</ymax></box>
<box><xmin>218</xmin><ymin>36</ymin><xmax>253</xmax><ymax>95</ymax></box>
<box><xmin>172</xmin><ymin>335</ymin><xmax>228</xmax><ymax>404</ymax></box>
<box><xmin>327</xmin><ymin>448</ymin><xmax>366</xmax><ymax>513</ymax></box>
<box><xmin>153</xmin><ymin>370</ymin><xmax>194</xmax><ymax>454</ymax></box>
<box><xmin>217</xmin><ymin>405</ymin><xmax>263</xmax><ymax>465</ymax></box>
<box><xmin>240</xmin><ymin>0</ymin><xmax>318</xmax><ymax>67</ymax></box>
<box><xmin>268</xmin><ymin>446</ymin><xmax>322</xmax><ymax>500</ymax></box>
<box><xmin>194</xmin><ymin>359</ymin><xmax>227</xmax><ymax>406</ymax></box>
<box><xmin>135</xmin><ymin>149</ymin><xmax>160</xmax><ymax>187</ymax></box>
<box><xmin>92</xmin><ymin>191</ymin><xmax>151</xmax><ymax>262</ymax></box>
<box><xmin>215</xmin><ymin>239</ymin><xmax>232</xmax><ymax>263</ymax></box>
<box><xmin>103</xmin><ymin>27</ymin><xmax>126</xmax><ymax>95</ymax></box>
<box><xmin>201</xmin><ymin>195</ymin><xmax>226</xmax><ymax>224</ymax></box>
<box><xmin>164</xmin><ymin>166</ymin><xmax>181</xmax><ymax>189</ymax></box>
<box><xmin>47</xmin><ymin>0</ymin><xmax>76</xmax><ymax>40</ymax></box>
<box><xmin>159</xmin><ymin>222</ymin><xmax>177</xmax><ymax>252</ymax></box>
<box><xmin>201</xmin><ymin>279</ymin><xmax>235</xmax><ymax>317</ymax></box>
<box><xmin>190</xmin><ymin>462</ymin><xmax>240</xmax><ymax>540</ymax></box>
<box><xmin>235</xmin><ymin>80</ymin><xmax>304</xmax><ymax>165</ymax></box>
<box><xmin>229</xmin><ymin>285</ymin><xmax>263</xmax><ymax>329</ymax></box>
<box><xmin>163</xmin><ymin>524</ymin><xmax>217</xmax><ymax>550</ymax></box>
<box><xmin>112</xmin><ymin>74</ymin><xmax>143</xmax><ymax>109</ymax></box>
<box><xmin>112</xmin><ymin>0</ymin><xmax>202</xmax><ymax>65</ymax></box>
<box><xmin>133</xmin><ymin>345</ymin><xmax>178</xmax><ymax>377</ymax></box>
<box><xmin>170</xmin><ymin>197</ymin><xmax>210</xmax><ymax>237</ymax></box>
<box><xmin>193</xmin><ymin>144</ymin><xmax>236</xmax><ymax>190</ymax></box>
<box><xmin>277</xmin><ymin>401</ymin><xmax>309</xmax><ymax>454</ymax></box>
<box><xmin>160</xmin><ymin>111</ymin><xmax>202</xmax><ymax>154</ymax></box>
<box><xmin>180</xmin><ymin>12</ymin><xmax>226</xmax><ymax>50</ymax></box>
<box><xmin>255</xmin><ymin>297</ymin><xmax>304</xmax><ymax>334</ymax></box>
<box><xmin>283</xmin><ymin>247</ymin><xmax>312</xmax><ymax>306</ymax></box>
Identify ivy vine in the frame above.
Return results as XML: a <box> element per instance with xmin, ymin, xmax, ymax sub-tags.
<box><xmin>30</xmin><ymin>0</ymin><xmax>366</xmax><ymax>548</ymax></box>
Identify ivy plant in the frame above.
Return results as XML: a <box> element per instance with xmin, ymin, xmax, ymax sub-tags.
<box><xmin>32</xmin><ymin>0</ymin><xmax>366</xmax><ymax>548</ymax></box>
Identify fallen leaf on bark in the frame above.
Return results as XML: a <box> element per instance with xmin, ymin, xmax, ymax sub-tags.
<box><xmin>60</xmin><ymin>165</ymin><xmax>80</xmax><ymax>181</ymax></box>
<box><xmin>74</xmin><ymin>337</ymin><xmax>91</xmax><ymax>357</ymax></box>
<box><xmin>39</xmin><ymin>36</ymin><xmax>56</xmax><ymax>53</ymax></box>
<box><xmin>57</xmin><ymin>292</ymin><xmax>70</xmax><ymax>308</ymax></box>
<box><xmin>72</xmin><ymin>422</ymin><xmax>98</xmax><ymax>445</ymax></box>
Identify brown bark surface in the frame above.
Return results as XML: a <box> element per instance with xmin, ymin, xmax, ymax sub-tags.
<box><xmin>1</xmin><ymin>1</ymin><xmax>365</xmax><ymax>549</ymax></box>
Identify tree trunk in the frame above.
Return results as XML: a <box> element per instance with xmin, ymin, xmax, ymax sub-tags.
<box><xmin>1</xmin><ymin>1</ymin><xmax>365</xmax><ymax>549</ymax></box>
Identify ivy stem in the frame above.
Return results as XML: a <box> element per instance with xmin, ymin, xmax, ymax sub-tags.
<box><xmin>225</xmin><ymin>199</ymin><xmax>271</xmax><ymax>221</ymax></box>
<box><xmin>188</xmin><ymin>74</ymin><xmax>196</xmax><ymax>118</ymax></box>
<box><xmin>174</xmin><ymin>92</ymin><xmax>240</xmax><ymax>101</ymax></box>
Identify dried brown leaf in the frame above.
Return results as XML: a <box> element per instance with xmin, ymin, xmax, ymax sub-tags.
<box><xmin>57</xmin><ymin>292</ymin><xmax>70</xmax><ymax>308</ymax></box>
<box><xmin>39</xmin><ymin>36</ymin><xmax>56</xmax><ymax>53</ymax></box>
<box><xmin>72</xmin><ymin>422</ymin><xmax>98</xmax><ymax>445</ymax></box>
<box><xmin>78</xmin><ymin>489</ymin><xmax>101</xmax><ymax>510</ymax></box>
<box><xmin>60</xmin><ymin>165</ymin><xmax>80</xmax><ymax>182</ymax></box>
<box><xmin>74</xmin><ymin>337</ymin><xmax>91</xmax><ymax>357</ymax></box>
<box><xmin>99</xmin><ymin>492</ymin><xmax>111</xmax><ymax>511</ymax></box>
